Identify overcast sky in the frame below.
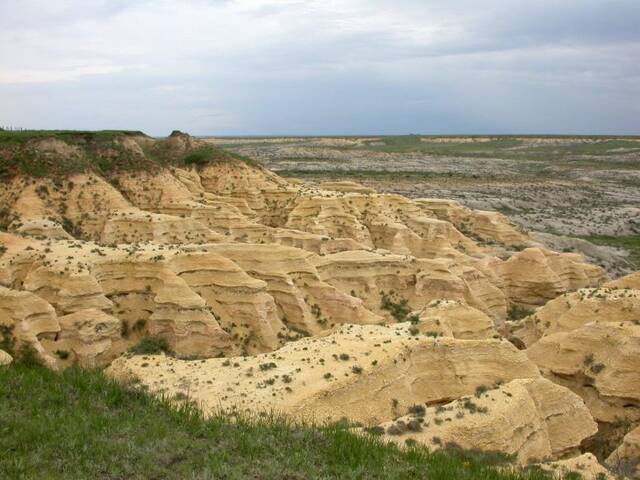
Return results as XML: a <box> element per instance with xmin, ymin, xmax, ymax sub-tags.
<box><xmin>1</xmin><ymin>0</ymin><xmax>639</xmax><ymax>136</ymax></box>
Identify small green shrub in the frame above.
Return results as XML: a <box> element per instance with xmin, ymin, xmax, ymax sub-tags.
<box><xmin>507</xmin><ymin>306</ymin><xmax>533</xmax><ymax>321</ymax></box>
<box><xmin>129</xmin><ymin>336</ymin><xmax>171</xmax><ymax>355</ymax></box>
<box><xmin>55</xmin><ymin>350</ymin><xmax>70</xmax><ymax>360</ymax></box>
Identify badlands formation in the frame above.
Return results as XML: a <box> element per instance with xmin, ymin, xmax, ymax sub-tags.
<box><xmin>1</xmin><ymin>131</ymin><xmax>638</xmax><ymax>477</ymax></box>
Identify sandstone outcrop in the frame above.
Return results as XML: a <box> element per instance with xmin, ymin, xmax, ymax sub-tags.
<box><xmin>511</xmin><ymin>286</ymin><xmax>640</xmax><ymax>347</ymax></box>
<box><xmin>0</xmin><ymin>349</ymin><xmax>12</xmax><ymax>366</ymax></box>
<box><xmin>412</xmin><ymin>299</ymin><xmax>497</xmax><ymax>339</ymax></box>
<box><xmin>1</xmin><ymin>130</ymin><xmax>628</xmax><ymax>468</ymax></box>
<box><xmin>495</xmin><ymin>248</ymin><xmax>605</xmax><ymax>308</ymax></box>
<box><xmin>0</xmin><ymin>285</ymin><xmax>60</xmax><ymax>368</ymax></box>
<box><xmin>606</xmin><ymin>425</ymin><xmax>640</xmax><ymax>478</ymax></box>
<box><xmin>376</xmin><ymin>378</ymin><xmax>596</xmax><ymax>464</ymax></box>
<box><xmin>539</xmin><ymin>453</ymin><xmax>614</xmax><ymax>480</ymax></box>
<box><xmin>526</xmin><ymin>322</ymin><xmax>640</xmax><ymax>444</ymax></box>
<box><xmin>106</xmin><ymin>324</ymin><xmax>540</xmax><ymax>426</ymax></box>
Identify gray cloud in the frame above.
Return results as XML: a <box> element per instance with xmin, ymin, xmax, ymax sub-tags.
<box><xmin>0</xmin><ymin>0</ymin><xmax>638</xmax><ymax>135</ymax></box>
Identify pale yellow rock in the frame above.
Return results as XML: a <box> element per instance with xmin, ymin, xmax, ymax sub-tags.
<box><xmin>413</xmin><ymin>300</ymin><xmax>497</xmax><ymax>339</ymax></box>
<box><xmin>415</xmin><ymin>198</ymin><xmax>528</xmax><ymax>245</ymax></box>
<box><xmin>106</xmin><ymin>324</ymin><xmax>540</xmax><ymax>426</ymax></box>
<box><xmin>377</xmin><ymin>378</ymin><xmax>597</xmax><ymax>464</ymax></box>
<box><xmin>526</xmin><ymin>322</ymin><xmax>640</xmax><ymax>425</ymax></box>
<box><xmin>43</xmin><ymin>309</ymin><xmax>122</xmax><ymax>368</ymax></box>
<box><xmin>0</xmin><ymin>286</ymin><xmax>60</xmax><ymax>368</ymax></box>
<box><xmin>0</xmin><ymin>349</ymin><xmax>12</xmax><ymax>366</ymax></box>
<box><xmin>605</xmin><ymin>271</ymin><xmax>640</xmax><ymax>290</ymax></box>
<box><xmin>11</xmin><ymin>218</ymin><xmax>73</xmax><ymax>240</ymax></box>
<box><xmin>511</xmin><ymin>287</ymin><xmax>640</xmax><ymax>347</ymax></box>
<box><xmin>539</xmin><ymin>453</ymin><xmax>614</xmax><ymax>480</ymax></box>
<box><xmin>496</xmin><ymin>248</ymin><xmax>605</xmax><ymax>307</ymax></box>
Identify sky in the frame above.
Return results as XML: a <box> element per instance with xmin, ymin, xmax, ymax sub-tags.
<box><xmin>1</xmin><ymin>0</ymin><xmax>639</xmax><ymax>136</ymax></box>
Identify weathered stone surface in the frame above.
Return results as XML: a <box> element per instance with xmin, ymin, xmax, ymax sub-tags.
<box><xmin>539</xmin><ymin>453</ymin><xmax>614</xmax><ymax>480</ymax></box>
<box><xmin>376</xmin><ymin>378</ymin><xmax>597</xmax><ymax>464</ymax></box>
<box><xmin>106</xmin><ymin>324</ymin><xmax>540</xmax><ymax>426</ymax></box>
<box><xmin>511</xmin><ymin>286</ymin><xmax>640</xmax><ymax>347</ymax></box>
<box><xmin>0</xmin><ymin>349</ymin><xmax>13</xmax><ymax>366</ymax></box>
<box><xmin>606</xmin><ymin>425</ymin><xmax>640</xmax><ymax>479</ymax></box>
<box><xmin>412</xmin><ymin>299</ymin><xmax>497</xmax><ymax>339</ymax></box>
<box><xmin>527</xmin><ymin>322</ymin><xmax>640</xmax><ymax>425</ymax></box>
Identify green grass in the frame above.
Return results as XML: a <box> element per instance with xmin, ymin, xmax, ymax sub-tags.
<box><xmin>263</xmin><ymin>134</ymin><xmax>640</xmax><ymax>166</ymax></box>
<box><xmin>0</xmin><ymin>130</ymin><xmax>253</xmax><ymax>180</ymax></box>
<box><xmin>0</xmin><ymin>129</ymin><xmax>145</xmax><ymax>145</ymax></box>
<box><xmin>0</xmin><ymin>362</ymin><xmax>556</xmax><ymax>480</ymax></box>
<box><xmin>580</xmin><ymin>235</ymin><xmax>640</xmax><ymax>269</ymax></box>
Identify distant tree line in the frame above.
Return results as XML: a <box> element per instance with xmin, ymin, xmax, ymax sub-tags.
<box><xmin>0</xmin><ymin>126</ymin><xmax>26</xmax><ymax>131</ymax></box>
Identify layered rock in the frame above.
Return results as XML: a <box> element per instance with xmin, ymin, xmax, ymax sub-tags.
<box><xmin>415</xmin><ymin>198</ymin><xmax>528</xmax><ymax>246</ymax></box>
<box><xmin>376</xmin><ymin>378</ymin><xmax>596</xmax><ymax>464</ymax></box>
<box><xmin>495</xmin><ymin>248</ymin><xmax>606</xmax><ymax>308</ymax></box>
<box><xmin>106</xmin><ymin>324</ymin><xmax>540</xmax><ymax>426</ymax></box>
<box><xmin>606</xmin><ymin>426</ymin><xmax>640</xmax><ymax>478</ymax></box>
<box><xmin>511</xmin><ymin>286</ymin><xmax>640</xmax><ymax>347</ymax></box>
<box><xmin>539</xmin><ymin>453</ymin><xmax>614</xmax><ymax>480</ymax></box>
<box><xmin>0</xmin><ymin>286</ymin><xmax>60</xmax><ymax>368</ymax></box>
<box><xmin>412</xmin><ymin>300</ymin><xmax>497</xmax><ymax>339</ymax></box>
<box><xmin>0</xmin><ymin>349</ymin><xmax>13</xmax><ymax>366</ymax></box>
<box><xmin>527</xmin><ymin>322</ymin><xmax>640</xmax><ymax>427</ymax></box>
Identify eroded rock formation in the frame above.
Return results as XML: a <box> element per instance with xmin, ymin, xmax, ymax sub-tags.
<box><xmin>1</xmin><ymin>131</ymin><xmax>633</xmax><ymax>472</ymax></box>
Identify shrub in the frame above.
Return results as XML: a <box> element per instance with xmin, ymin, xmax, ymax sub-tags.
<box><xmin>408</xmin><ymin>404</ymin><xmax>426</xmax><ymax>416</ymax></box>
<box><xmin>507</xmin><ymin>305</ymin><xmax>533</xmax><ymax>321</ymax></box>
<box><xmin>259</xmin><ymin>362</ymin><xmax>277</xmax><ymax>371</ymax></box>
<box><xmin>129</xmin><ymin>336</ymin><xmax>171</xmax><ymax>355</ymax></box>
<box><xmin>55</xmin><ymin>350</ymin><xmax>70</xmax><ymax>360</ymax></box>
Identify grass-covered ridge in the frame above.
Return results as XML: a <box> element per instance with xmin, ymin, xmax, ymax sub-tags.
<box><xmin>0</xmin><ymin>129</ymin><xmax>254</xmax><ymax>180</ymax></box>
<box><xmin>0</xmin><ymin>362</ymin><xmax>556</xmax><ymax>480</ymax></box>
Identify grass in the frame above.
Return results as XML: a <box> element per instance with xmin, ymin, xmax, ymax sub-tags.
<box><xmin>0</xmin><ymin>129</ymin><xmax>145</xmax><ymax>145</ymax></box>
<box><xmin>0</xmin><ymin>129</ymin><xmax>255</xmax><ymax>180</ymax></box>
<box><xmin>253</xmin><ymin>134</ymin><xmax>640</xmax><ymax>169</ymax></box>
<box><xmin>580</xmin><ymin>235</ymin><xmax>640</xmax><ymax>269</ymax></box>
<box><xmin>0</xmin><ymin>362</ymin><xmax>557</xmax><ymax>480</ymax></box>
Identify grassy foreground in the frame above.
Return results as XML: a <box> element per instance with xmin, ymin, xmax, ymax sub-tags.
<box><xmin>0</xmin><ymin>362</ymin><xmax>558</xmax><ymax>480</ymax></box>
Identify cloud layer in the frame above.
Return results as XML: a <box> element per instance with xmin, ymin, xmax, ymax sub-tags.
<box><xmin>1</xmin><ymin>0</ymin><xmax>639</xmax><ymax>135</ymax></box>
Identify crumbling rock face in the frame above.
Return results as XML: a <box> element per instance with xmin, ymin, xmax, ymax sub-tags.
<box><xmin>511</xmin><ymin>286</ymin><xmax>640</xmax><ymax>347</ymax></box>
<box><xmin>0</xmin><ymin>349</ymin><xmax>13</xmax><ymax>366</ymax></box>
<box><xmin>43</xmin><ymin>309</ymin><xmax>122</xmax><ymax>368</ymax></box>
<box><xmin>0</xmin><ymin>286</ymin><xmax>60</xmax><ymax>368</ymax></box>
<box><xmin>606</xmin><ymin>425</ymin><xmax>640</xmax><ymax>479</ymax></box>
<box><xmin>106</xmin><ymin>324</ymin><xmax>541</xmax><ymax>426</ymax></box>
<box><xmin>413</xmin><ymin>299</ymin><xmax>497</xmax><ymax>339</ymax></box>
<box><xmin>527</xmin><ymin>322</ymin><xmax>640</xmax><ymax>428</ymax></box>
<box><xmin>496</xmin><ymin>248</ymin><xmax>605</xmax><ymax>308</ymax></box>
<box><xmin>539</xmin><ymin>453</ymin><xmax>614</xmax><ymax>480</ymax></box>
<box><xmin>377</xmin><ymin>378</ymin><xmax>597</xmax><ymax>464</ymax></box>
<box><xmin>415</xmin><ymin>198</ymin><xmax>528</xmax><ymax>246</ymax></box>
